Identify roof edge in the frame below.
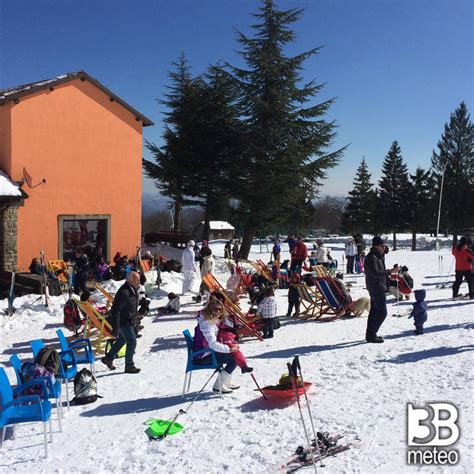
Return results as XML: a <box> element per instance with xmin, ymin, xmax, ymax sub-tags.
<box><xmin>0</xmin><ymin>71</ymin><xmax>154</xmax><ymax>126</ymax></box>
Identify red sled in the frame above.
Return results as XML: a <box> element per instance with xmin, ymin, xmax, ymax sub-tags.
<box><xmin>258</xmin><ymin>382</ymin><xmax>313</xmax><ymax>398</ymax></box>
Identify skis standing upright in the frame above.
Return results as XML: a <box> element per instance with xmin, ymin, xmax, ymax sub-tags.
<box><xmin>39</xmin><ymin>251</ymin><xmax>49</xmax><ymax>307</ymax></box>
<box><xmin>287</xmin><ymin>361</ymin><xmax>318</xmax><ymax>473</ymax></box>
<box><xmin>4</xmin><ymin>271</ymin><xmax>16</xmax><ymax>316</ymax></box>
<box><xmin>156</xmin><ymin>250</ymin><xmax>162</xmax><ymax>290</ymax></box>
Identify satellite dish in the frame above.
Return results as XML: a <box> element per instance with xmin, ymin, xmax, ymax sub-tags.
<box><xmin>22</xmin><ymin>167</ymin><xmax>46</xmax><ymax>188</ymax></box>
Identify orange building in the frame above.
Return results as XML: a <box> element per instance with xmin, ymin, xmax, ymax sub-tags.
<box><xmin>0</xmin><ymin>71</ymin><xmax>153</xmax><ymax>271</ymax></box>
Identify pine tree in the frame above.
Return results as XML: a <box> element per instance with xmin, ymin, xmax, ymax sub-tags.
<box><xmin>226</xmin><ymin>0</ymin><xmax>345</xmax><ymax>258</ymax></box>
<box><xmin>408</xmin><ymin>167</ymin><xmax>436</xmax><ymax>250</ymax></box>
<box><xmin>142</xmin><ymin>53</ymin><xmax>200</xmax><ymax>233</ymax></box>
<box><xmin>376</xmin><ymin>141</ymin><xmax>411</xmax><ymax>250</ymax></box>
<box><xmin>187</xmin><ymin>65</ymin><xmax>244</xmax><ymax>240</ymax></box>
<box><xmin>431</xmin><ymin>102</ymin><xmax>474</xmax><ymax>240</ymax></box>
<box><xmin>341</xmin><ymin>158</ymin><xmax>376</xmax><ymax>234</ymax></box>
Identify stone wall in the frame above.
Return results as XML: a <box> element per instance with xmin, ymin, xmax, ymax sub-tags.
<box><xmin>0</xmin><ymin>204</ymin><xmax>19</xmax><ymax>271</ymax></box>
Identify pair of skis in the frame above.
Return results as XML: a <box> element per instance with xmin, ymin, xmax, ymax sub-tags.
<box><xmin>39</xmin><ymin>251</ymin><xmax>49</xmax><ymax>307</ymax></box>
<box><xmin>283</xmin><ymin>356</ymin><xmax>350</xmax><ymax>472</ymax></box>
<box><xmin>4</xmin><ymin>271</ymin><xmax>16</xmax><ymax>316</ymax></box>
<box><xmin>281</xmin><ymin>433</ymin><xmax>351</xmax><ymax>473</ymax></box>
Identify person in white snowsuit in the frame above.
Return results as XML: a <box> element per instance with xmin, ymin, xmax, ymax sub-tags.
<box><xmin>181</xmin><ymin>240</ymin><xmax>198</xmax><ymax>295</ymax></box>
<box><xmin>345</xmin><ymin>237</ymin><xmax>358</xmax><ymax>274</ymax></box>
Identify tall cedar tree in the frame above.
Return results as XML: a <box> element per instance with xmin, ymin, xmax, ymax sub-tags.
<box><xmin>188</xmin><ymin>66</ymin><xmax>244</xmax><ymax>240</ymax></box>
<box><xmin>341</xmin><ymin>158</ymin><xmax>376</xmax><ymax>234</ymax></box>
<box><xmin>408</xmin><ymin>167</ymin><xmax>436</xmax><ymax>250</ymax></box>
<box><xmin>376</xmin><ymin>141</ymin><xmax>410</xmax><ymax>250</ymax></box>
<box><xmin>143</xmin><ymin>54</ymin><xmax>200</xmax><ymax>233</ymax></box>
<box><xmin>227</xmin><ymin>0</ymin><xmax>344</xmax><ymax>258</ymax></box>
<box><xmin>431</xmin><ymin>102</ymin><xmax>474</xmax><ymax>240</ymax></box>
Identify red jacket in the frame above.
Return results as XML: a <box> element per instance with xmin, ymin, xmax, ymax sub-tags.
<box><xmin>291</xmin><ymin>242</ymin><xmax>308</xmax><ymax>261</ymax></box>
<box><xmin>452</xmin><ymin>247</ymin><xmax>473</xmax><ymax>271</ymax></box>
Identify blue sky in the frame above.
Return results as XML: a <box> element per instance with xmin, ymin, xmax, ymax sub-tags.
<box><xmin>0</xmin><ymin>0</ymin><xmax>472</xmax><ymax>197</ymax></box>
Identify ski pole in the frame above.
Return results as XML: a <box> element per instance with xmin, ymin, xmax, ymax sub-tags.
<box><xmin>250</xmin><ymin>373</ymin><xmax>267</xmax><ymax>400</ymax></box>
<box><xmin>162</xmin><ymin>368</ymin><xmax>220</xmax><ymax>439</ymax></box>
<box><xmin>293</xmin><ymin>357</ymin><xmax>324</xmax><ymax>467</ymax></box>
<box><xmin>439</xmin><ymin>258</ymin><xmax>454</xmax><ymax>289</ymax></box>
<box><xmin>396</xmin><ymin>278</ymin><xmax>400</xmax><ymax>317</ymax></box>
<box><xmin>287</xmin><ymin>363</ymin><xmax>318</xmax><ymax>474</ymax></box>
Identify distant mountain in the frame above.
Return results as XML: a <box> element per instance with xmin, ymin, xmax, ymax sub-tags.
<box><xmin>142</xmin><ymin>192</ymin><xmax>170</xmax><ymax>216</ymax></box>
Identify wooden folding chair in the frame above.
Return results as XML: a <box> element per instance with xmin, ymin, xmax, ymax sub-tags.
<box><xmin>203</xmin><ymin>273</ymin><xmax>264</xmax><ymax>341</ymax></box>
<box><xmin>295</xmin><ymin>284</ymin><xmax>322</xmax><ymax>319</ymax></box>
<box><xmin>76</xmin><ymin>300</ymin><xmax>114</xmax><ymax>353</ymax></box>
<box><xmin>95</xmin><ymin>283</ymin><xmax>114</xmax><ymax>310</ymax></box>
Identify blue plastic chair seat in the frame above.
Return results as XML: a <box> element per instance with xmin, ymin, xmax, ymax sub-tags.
<box><xmin>4</xmin><ymin>402</ymin><xmax>52</xmax><ymax>424</ymax></box>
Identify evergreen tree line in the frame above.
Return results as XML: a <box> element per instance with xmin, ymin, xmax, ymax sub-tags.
<box><xmin>341</xmin><ymin>102</ymin><xmax>474</xmax><ymax>249</ymax></box>
<box><xmin>143</xmin><ymin>0</ymin><xmax>345</xmax><ymax>259</ymax></box>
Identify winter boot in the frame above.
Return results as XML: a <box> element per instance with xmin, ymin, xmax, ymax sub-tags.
<box><xmin>212</xmin><ymin>372</ymin><xmax>233</xmax><ymax>394</ymax></box>
<box><xmin>125</xmin><ymin>365</ymin><xmax>141</xmax><ymax>374</ymax></box>
<box><xmin>101</xmin><ymin>357</ymin><xmax>116</xmax><ymax>370</ymax></box>
<box><xmin>221</xmin><ymin>370</ymin><xmax>240</xmax><ymax>390</ymax></box>
<box><xmin>366</xmin><ymin>335</ymin><xmax>384</xmax><ymax>343</ymax></box>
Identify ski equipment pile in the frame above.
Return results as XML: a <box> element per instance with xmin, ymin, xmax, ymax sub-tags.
<box><xmin>281</xmin><ymin>432</ymin><xmax>351</xmax><ymax>473</ymax></box>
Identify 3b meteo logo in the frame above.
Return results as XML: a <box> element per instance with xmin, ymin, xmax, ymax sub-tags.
<box><xmin>407</xmin><ymin>403</ymin><xmax>460</xmax><ymax>465</ymax></box>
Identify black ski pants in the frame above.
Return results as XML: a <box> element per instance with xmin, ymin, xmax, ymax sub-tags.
<box><xmin>346</xmin><ymin>255</ymin><xmax>355</xmax><ymax>274</ymax></box>
<box><xmin>452</xmin><ymin>270</ymin><xmax>473</xmax><ymax>298</ymax></box>
<box><xmin>366</xmin><ymin>291</ymin><xmax>387</xmax><ymax>339</ymax></box>
<box><xmin>286</xmin><ymin>300</ymin><xmax>300</xmax><ymax>317</ymax></box>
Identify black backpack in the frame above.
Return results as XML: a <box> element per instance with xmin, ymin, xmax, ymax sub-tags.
<box><xmin>72</xmin><ymin>368</ymin><xmax>101</xmax><ymax>405</ymax></box>
<box><xmin>63</xmin><ymin>299</ymin><xmax>82</xmax><ymax>334</ymax></box>
<box><xmin>35</xmin><ymin>347</ymin><xmax>60</xmax><ymax>376</ymax></box>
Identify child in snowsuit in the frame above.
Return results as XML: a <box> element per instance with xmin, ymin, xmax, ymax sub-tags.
<box><xmin>286</xmin><ymin>273</ymin><xmax>301</xmax><ymax>317</ymax></box>
<box><xmin>217</xmin><ymin>319</ymin><xmax>253</xmax><ymax>373</ymax></box>
<box><xmin>409</xmin><ymin>289</ymin><xmax>428</xmax><ymax>335</ymax></box>
<box><xmin>257</xmin><ymin>286</ymin><xmax>278</xmax><ymax>338</ymax></box>
<box><xmin>158</xmin><ymin>292</ymin><xmax>181</xmax><ymax>315</ymax></box>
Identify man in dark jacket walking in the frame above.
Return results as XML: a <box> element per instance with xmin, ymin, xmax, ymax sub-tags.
<box><xmin>364</xmin><ymin>236</ymin><xmax>392</xmax><ymax>343</ymax></box>
<box><xmin>102</xmin><ymin>271</ymin><xmax>141</xmax><ymax>373</ymax></box>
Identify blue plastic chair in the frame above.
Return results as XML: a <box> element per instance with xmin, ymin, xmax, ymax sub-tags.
<box><xmin>0</xmin><ymin>368</ymin><xmax>53</xmax><ymax>458</ymax></box>
<box><xmin>182</xmin><ymin>329</ymin><xmax>220</xmax><ymax>398</ymax></box>
<box><xmin>31</xmin><ymin>339</ymin><xmax>77</xmax><ymax>410</ymax></box>
<box><xmin>9</xmin><ymin>353</ymin><xmax>63</xmax><ymax>430</ymax></box>
<box><xmin>56</xmin><ymin>329</ymin><xmax>95</xmax><ymax>374</ymax></box>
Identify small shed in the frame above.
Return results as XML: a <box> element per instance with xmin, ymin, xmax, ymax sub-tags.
<box><xmin>193</xmin><ymin>221</ymin><xmax>235</xmax><ymax>241</ymax></box>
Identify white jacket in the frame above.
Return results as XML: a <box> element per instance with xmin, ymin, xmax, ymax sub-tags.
<box><xmin>198</xmin><ymin>314</ymin><xmax>230</xmax><ymax>353</ymax></box>
<box><xmin>181</xmin><ymin>246</ymin><xmax>197</xmax><ymax>272</ymax></box>
<box><xmin>345</xmin><ymin>241</ymin><xmax>358</xmax><ymax>257</ymax></box>
<box><xmin>165</xmin><ymin>297</ymin><xmax>181</xmax><ymax>313</ymax></box>
<box><xmin>256</xmin><ymin>296</ymin><xmax>278</xmax><ymax>319</ymax></box>
<box><xmin>315</xmin><ymin>246</ymin><xmax>331</xmax><ymax>263</ymax></box>
<box><xmin>200</xmin><ymin>254</ymin><xmax>215</xmax><ymax>278</ymax></box>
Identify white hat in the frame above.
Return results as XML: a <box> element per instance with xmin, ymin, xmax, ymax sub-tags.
<box><xmin>188</xmin><ymin>240</ymin><xmax>195</xmax><ymax>247</ymax></box>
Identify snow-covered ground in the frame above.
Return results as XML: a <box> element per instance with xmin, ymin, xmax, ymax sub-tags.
<box><xmin>0</xmin><ymin>240</ymin><xmax>472</xmax><ymax>473</ymax></box>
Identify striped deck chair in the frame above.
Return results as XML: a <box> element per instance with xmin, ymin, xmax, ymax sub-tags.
<box><xmin>312</xmin><ymin>265</ymin><xmax>329</xmax><ymax>278</ymax></box>
<box><xmin>203</xmin><ymin>273</ymin><xmax>264</xmax><ymax>341</ymax></box>
<box><xmin>95</xmin><ymin>283</ymin><xmax>114</xmax><ymax>310</ymax></box>
<box><xmin>313</xmin><ymin>279</ymin><xmax>353</xmax><ymax>319</ymax></box>
<box><xmin>76</xmin><ymin>300</ymin><xmax>114</xmax><ymax>353</ymax></box>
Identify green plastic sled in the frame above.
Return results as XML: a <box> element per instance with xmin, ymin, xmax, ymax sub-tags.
<box><xmin>145</xmin><ymin>419</ymin><xmax>184</xmax><ymax>439</ymax></box>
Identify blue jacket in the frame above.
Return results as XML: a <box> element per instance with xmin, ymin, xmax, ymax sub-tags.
<box><xmin>409</xmin><ymin>289</ymin><xmax>428</xmax><ymax>324</ymax></box>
